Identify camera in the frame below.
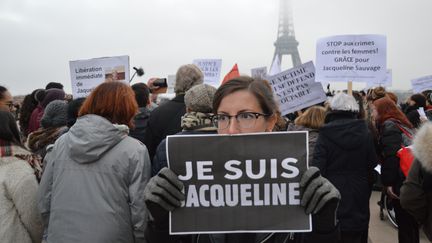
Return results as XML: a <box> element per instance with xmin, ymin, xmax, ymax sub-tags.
<box><xmin>153</xmin><ymin>78</ymin><xmax>167</xmax><ymax>88</ymax></box>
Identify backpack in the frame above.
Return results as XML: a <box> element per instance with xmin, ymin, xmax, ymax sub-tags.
<box><xmin>393</xmin><ymin>122</ymin><xmax>415</xmax><ymax>177</ymax></box>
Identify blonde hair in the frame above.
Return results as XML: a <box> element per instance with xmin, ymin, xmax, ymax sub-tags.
<box><xmin>294</xmin><ymin>106</ymin><xmax>326</xmax><ymax>129</ymax></box>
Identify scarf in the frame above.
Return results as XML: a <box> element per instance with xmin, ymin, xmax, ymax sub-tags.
<box><xmin>0</xmin><ymin>139</ymin><xmax>43</xmax><ymax>182</ymax></box>
<box><xmin>181</xmin><ymin>112</ymin><xmax>217</xmax><ymax>131</ymax></box>
<box><xmin>27</xmin><ymin>126</ymin><xmax>67</xmax><ymax>153</ymax></box>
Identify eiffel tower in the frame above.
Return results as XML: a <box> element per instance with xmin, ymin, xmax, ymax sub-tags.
<box><xmin>272</xmin><ymin>0</ymin><xmax>301</xmax><ymax>68</ymax></box>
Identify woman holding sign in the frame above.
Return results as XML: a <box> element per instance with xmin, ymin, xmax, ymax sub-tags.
<box><xmin>144</xmin><ymin>76</ymin><xmax>341</xmax><ymax>243</ymax></box>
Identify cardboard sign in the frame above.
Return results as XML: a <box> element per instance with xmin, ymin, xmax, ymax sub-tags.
<box><xmin>268</xmin><ymin>61</ymin><xmax>327</xmax><ymax>115</ymax></box>
<box><xmin>69</xmin><ymin>55</ymin><xmax>130</xmax><ymax>98</ymax></box>
<box><xmin>315</xmin><ymin>35</ymin><xmax>386</xmax><ymax>83</ymax></box>
<box><xmin>193</xmin><ymin>59</ymin><xmax>222</xmax><ymax>87</ymax></box>
<box><xmin>411</xmin><ymin>75</ymin><xmax>432</xmax><ymax>93</ymax></box>
<box><xmin>366</xmin><ymin>69</ymin><xmax>392</xmax><ymax>88</ymax></box>
<box><xmin>251</xmin><ymin>66</ymin><xmax>268</xmax><ymax>79</ymax></box>
<box><xmin>167</xmin><ymin>132</ymin><xmax>311</xmax><ymax>234</ymax></box>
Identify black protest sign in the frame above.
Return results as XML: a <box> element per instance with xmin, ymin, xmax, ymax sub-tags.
<box><xmin>167</xmin><ymin>132</ymin><xmax>311</xmax><ymax>234</ymax></box>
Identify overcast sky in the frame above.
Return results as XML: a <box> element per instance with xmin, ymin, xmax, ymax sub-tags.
<box><xmin>1</xmin><ymin>0</ymin><xmax>431</xmax><ymax>95</ymax></box>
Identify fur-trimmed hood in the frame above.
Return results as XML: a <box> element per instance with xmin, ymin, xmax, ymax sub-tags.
<box><xmin>413</xmin><ymin>122</ymin><xmax>432</xmax><ymax>173</ymax></box>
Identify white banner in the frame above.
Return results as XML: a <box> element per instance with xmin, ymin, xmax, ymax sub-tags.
<box><xmin>367</xmin><ymin>69</ymin><xmax>392</xmax><ymax>88</ymax></box>
<box><xmin>251</xmin><ymin>66</ymin><xmax>268</xmax><ymax>79</ymax></box>
<box><xmin>268</xmin><ymin>61</ymin><xmax>327</xmax><ymax>115</ymax></box>
<box><xmin>69</xmin><ymin>55</ymin><xmax>130</xmax><ymax>98</ymax></box>
<box><xmin>411</xmin><ymin>75</ymin><xmax>432</xmax><ymax>93</ymax></box>
<box><xmin>167</xmin><ymin>75</ymin><xmax>176</xmax><ymax>93</ymax></box>
<box><xmin>315</xmin><ymin>34</ymin><xmax>386</xmax><ymax>83</ymax></box>
<box><xmin>193</xmin><ymin>59</ymin><xmax>222</xmax><ymax>87</ymax></box>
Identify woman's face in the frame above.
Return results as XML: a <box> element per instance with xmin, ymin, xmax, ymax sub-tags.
<box><xmin>216</xmin><ymin>90</ymin><xmax>276</xmax><ymax>134</ymax></box>
<box><xmin>0</xmin><ymin>91</ymin><xmax>14</xmax><ymax>113</ymax></box>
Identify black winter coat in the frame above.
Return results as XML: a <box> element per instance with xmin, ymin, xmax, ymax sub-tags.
<box><xmin>146</xmin><ymin>224</ymin><xmax>338</xmax><ymax>243</ymax></box>
<box><xmin>144</xmin><ymin>95</ymin><xmax>186</xmax><ymax>160</ymax></box>
<box><xmin>311</xmin><ymin>111</ymin><xmax>377</xmax><ymax>232</ymax></box>
<box><xmin>378</xmin><ymin>119</ymin><xmax>413</xmax><ymax>193</ymax></box>
<box><xmin>129</xmin><ymin>107</ymin><xmax>151</xmax><ymax>144</ymax></box>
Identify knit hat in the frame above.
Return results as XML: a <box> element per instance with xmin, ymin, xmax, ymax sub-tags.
<box><xmin>41</xmin><ymin>88</ymin><xmax>65</xmax><ymax>108</ymax></box>
<box><xmin>329</xmin><ymin>93</ymin><xmax>359</xmax><ymax>112</ymax></box>
<box><xmin>185</xmin><ymin>84</ymin><xmax>217</xmax><ymax>113</ymax></box>
<box><xmin>174</xmin><ymin>64</ymin><xmax>204</xmax><ymax>94</ymax></box>
<box><xmin>41</xmin><ymin>100</ymin><xmax>68</xmax><ymax>128</ymax></box>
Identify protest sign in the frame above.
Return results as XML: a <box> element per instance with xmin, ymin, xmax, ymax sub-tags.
<box><xmin>268</xmin><ymin>61</ymin><xmax>327</xmax><ymax>115</ymax></box>
<box><xmin>193</xmin><ymin>59</ymin><xmax>222</xmax><ymax>87</ymax></box>
<box><xmin>411</xmin><ymin>75</ymin><xmax>432</xmax><ymax>93</ymax></box>
<box><xmin>69</xmin><ymin>55</ymin><xmax>129</xmax><ymax>98</ymax></box>
<box><xmin>315</xmin><ymin>35</ymin><xmax>386</xmax><ymax>83</ymax></box>
<box><xmin>167</xmin><ymin>132</ymin><xmax>311</xmax><ymax>234</ymax></box>
<box><xmin>366</xmin><ymin>69</ymin><xmax>392</xmax><ymax>88</ymax></box>
<box><xmin>251</xmin><ymin>66</ymin><xmax>268</xmax><ymax>79</ymax></box>
<box><xmin>167</xmin><ymin>75</ymin><xmax>176</xmax><ymax>93</ymax></box>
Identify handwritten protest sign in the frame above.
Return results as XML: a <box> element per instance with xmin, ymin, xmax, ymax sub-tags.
<box><xmin>167</xmin><ymin>132</ymin><xmax>311</xmax><ymax>234</ymax></box>
<box><xmin>251</xmin><ymin>66</ymin><xmax>268</xmax><ymax>79</ymax></box>
<box><xmin>411</xmin><ymin>75</ymin><xmax>432</xmax><ymax>93</ymax></box>
<box><xmin>193</xmin><ymin>59</ymin><xmax>222</xmax><ymax>87</ymax></box>
<box><xmin>315</xmin><ymin>35</ymin><xmax>386</xmax><ymax>83</ymax></box>
<box><xmin>69</xmin><ymin>55</ymin><xmax>129</xmax><ymax>98</ymax></box>
<box><xmin>268</xmin><ymin>61</ymin><xmax>327</xmax><ymax>115</ymax></box>
<box><xmin>366</xmin><ymin>69</ymin><xmax>392</xmax><ymax>88</ymax></box>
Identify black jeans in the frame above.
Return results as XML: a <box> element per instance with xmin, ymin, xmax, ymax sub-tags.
<box><xmin>394</xmin><ymin>200</ymin><xmax>419</xmax><ymax>243</ymax></box>
<box><xmin>339</xmin><ymin>231</ymin><xmax>362</xmax><ymax>243</ymax></box>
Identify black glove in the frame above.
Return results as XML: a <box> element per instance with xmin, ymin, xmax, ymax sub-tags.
<box><xmin>144</xmin><ymin>167</ymin><xmax>185</xmax><ymax>227</ymax></box>
<box><xmin>300</xmin><ymin>167</ymin><xmax>340</xmax><ymax>232</ymax></box>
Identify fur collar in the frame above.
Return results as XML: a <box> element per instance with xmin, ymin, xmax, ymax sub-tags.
<box><xmin>413</xmin><ymin>122</ymin><xmax>432</xmax><ymax>173</ymax></box>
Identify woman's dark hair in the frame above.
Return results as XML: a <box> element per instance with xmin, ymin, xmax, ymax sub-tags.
<box><xmin>410</xmin><ymin>93</ymin><xmax>427</xmax><ymax>109</ymax></box>
<box><xmin>19</xmin><ymin>89</ymin><xmax>41</xmax><ymax>136</ymax></box>
<box><xmin>0</xmin><ymin>111</ymin><xmax>22</xmax><ymax>145</ymax></box>
<box><xmin>213</xmin><ymin>76</ymin><xmax>278</xmax><ymax>116</ymax></box>
<box><xmin>352</xmin><ymin>91</ymin><xmax>366</xmax><ymax>119</ymax></box>
<box><xmin>67</xmin><ymin>98</ymin><xmax>86</xmax><ymax>127</ymax></box>
<box><xmin>0</xmin><ymin>85</ymin><xmax>7</xmax><ymax>101</ymax></box>
<box><xmin>131</xmin><ymin>83</ymin><xmax>150</xmax><ymax>108</ymax></box>
<box><xmin>422</xmin><ymin>90</ymin><xmax>432</xmax><ymax>105</ymax></box>
<box><xmin>45</xmin><ymin>82</ymin><xmax>64</xmax><ymax>90</ymax></box>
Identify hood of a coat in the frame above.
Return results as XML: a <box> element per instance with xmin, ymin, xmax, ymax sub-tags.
<box><xmin>65</xmin><ymin>114</ymin><xmax>128</xmax><ymax>164</ymax></box>
<box><xmin>413</xmin><ymin>122</ymin><xmax>432</xmax><ymax>174</ymax></box>
<box><xmin>320</xmin><ymin>118</ymin><xmax>368</xmax><ymax>150</ymax></box>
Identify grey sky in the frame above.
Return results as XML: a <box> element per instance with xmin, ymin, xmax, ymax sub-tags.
<box><xmin>1</xmin><ymin>0</ymin><xmax>431</xmax><ymax>95</ymax></box>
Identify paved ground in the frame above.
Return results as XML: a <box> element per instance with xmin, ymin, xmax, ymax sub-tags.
<box><xmin>369</xmin><ymin>191</ymin><xmax>429</xmax><ymax>243</ymax></box>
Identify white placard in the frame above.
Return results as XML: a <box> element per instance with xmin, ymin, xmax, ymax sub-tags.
<box><xmin>69</xmin><ymin>55</ymin><xmax>130</xmax><ymax>98</ymax></box>
<box><xmin>167</xmin><ymin>75</ymin><xmax>176</xmax><ymax>93</ymax></box>
<box><xmin>268</xmin><ymin>61</ymin><xmax>327</xmax><ymax>115</ymax></box>
<box><xmin>315</xmin><ymin>35</ymin><xmax>386</xmax><ymax>83</ymax></box>
<box><xmin>366</xmin><ymin>69</ymin><xmax>392</xmax><ymax>88</ymax></box>
<box><xmin>251</xmin><ymin>66</ymin><xmax>268</xmax><ymax>79</ymax></box>
<box><xmin>411</xmin><ymin>75</ymin><xmax>432</xmax><ymax>93</ymax></box>
<box><xmin>193</xmin><ymin>59</ymin><xmax>222</xmax><ymax>87</ymax></box>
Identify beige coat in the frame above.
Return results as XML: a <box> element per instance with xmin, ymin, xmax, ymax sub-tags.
<box><xmin>0</xmin><ymin>144</ymin><xmax>43</xmax><ymax>243</ymax></box>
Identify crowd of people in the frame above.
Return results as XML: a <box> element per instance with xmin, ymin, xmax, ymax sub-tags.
<box><xmin>1</xmin><ymin>64</ymin><xmax>432</xmax><ymax>243</ymax></box>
